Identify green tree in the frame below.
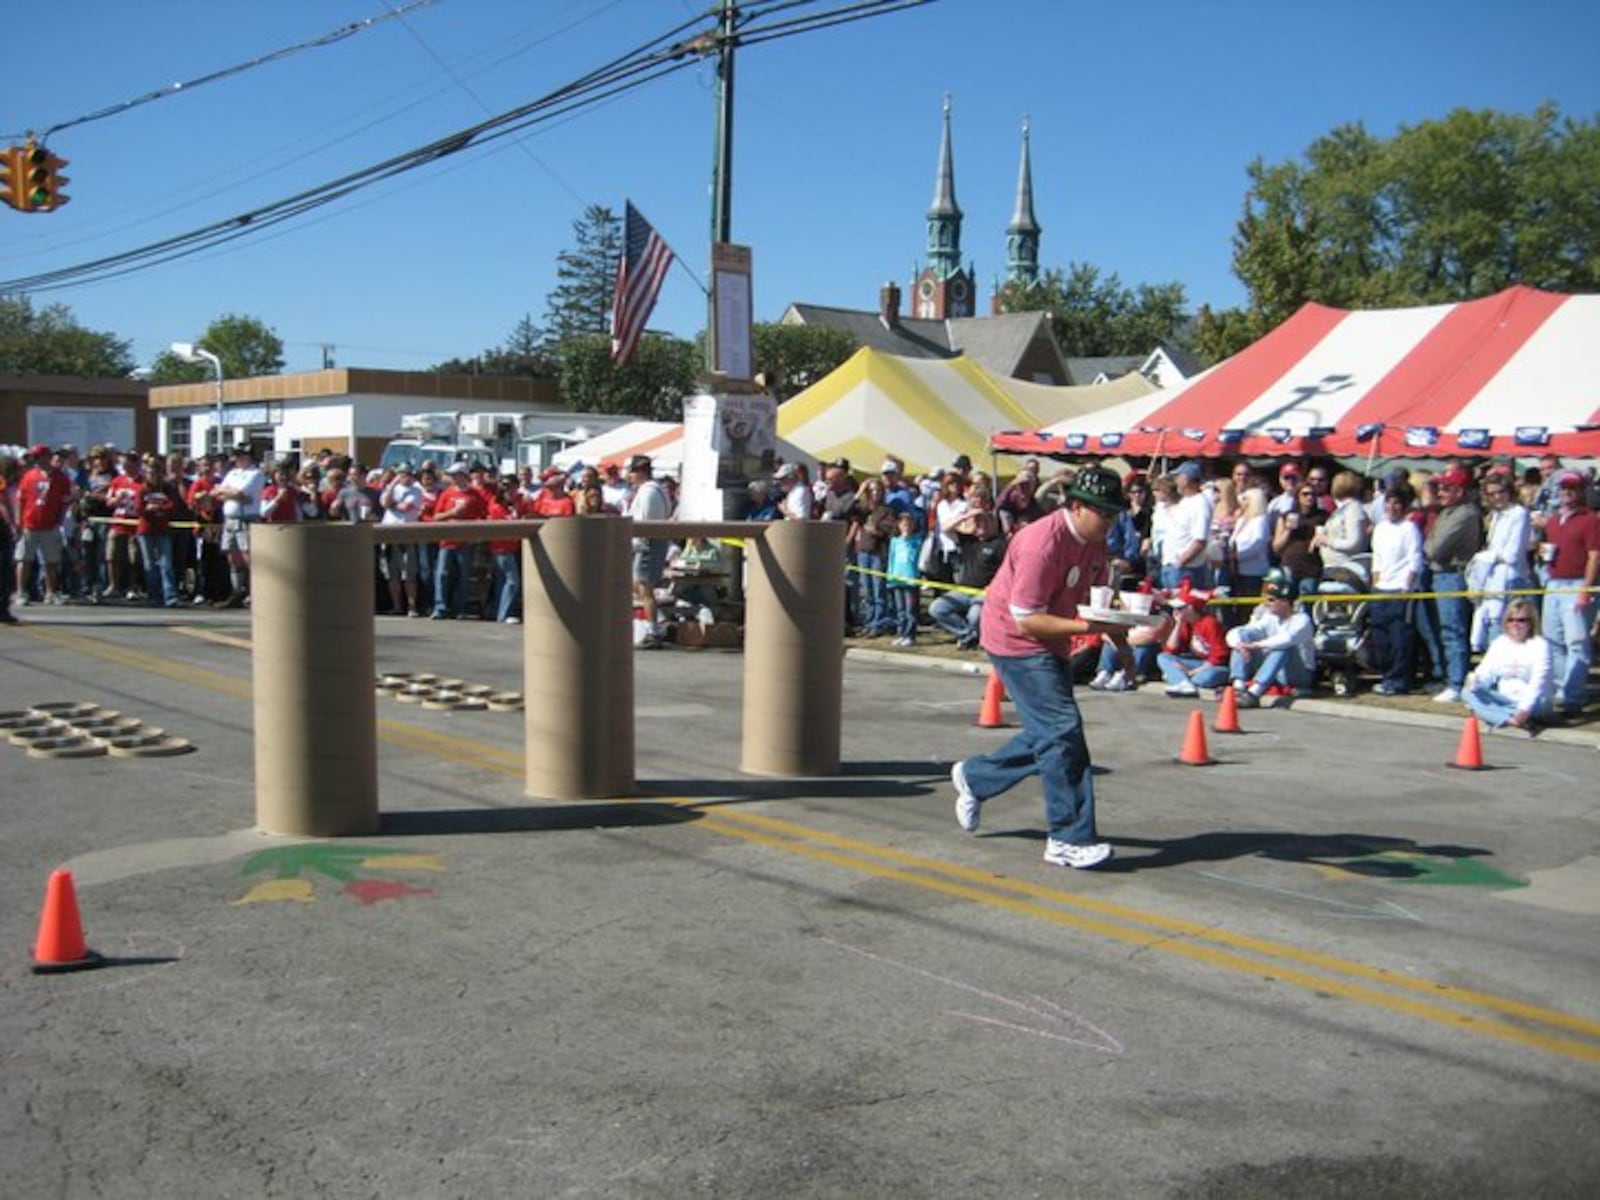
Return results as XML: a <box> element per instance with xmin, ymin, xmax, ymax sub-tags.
<box><xmin>544</xmin><ymin>205</ymin><xmax>622</xmax><ymax>347</ymax></box>
<box><xmin>999</xmin><ymin>263</ymin><xmax>1191</xmax><ymax>358</ymax></box>
<box><xmin>752</xmin><ymin>322</ymin><xmax>857</xmax><ymax>401</ymax></box>
<box><xmin>556</xmin><ymin>332</ymin><xmax>698</xmax><ymax>420</ymax></box>
<box><xmin>149</xmin><ymin>313</ymin><xmax>285</xmax><ymax>381</ymax></box>
<box><xmin>0</xmin><ymin>296</ymin><xmax>134</xmax><ymax>377</ymax></box>
<box><xmin>1220</xmin><ymin>104</ymin><xmax>1600</xmax><ymax>345</ymax></box>
<box><xmin>430</xmin><ymin>315</ymin><xmax>555</xmax><ymax>378</ymax></box>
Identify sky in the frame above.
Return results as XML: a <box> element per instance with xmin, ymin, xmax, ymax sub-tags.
<box><xmin>4</xmin><ymin>0</ymin><xmax>1598</xmax><ymax>376</ymax></box>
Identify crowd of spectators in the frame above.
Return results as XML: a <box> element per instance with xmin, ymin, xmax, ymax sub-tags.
<box><xmin>5</xmin><ymin>440</ymin><xmax>1597</xmax><ymax>730</ymax></box>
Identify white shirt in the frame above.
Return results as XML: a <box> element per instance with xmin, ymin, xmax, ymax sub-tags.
<box><xmin>1370</xmin><ymin>517</ymin><xmax>1423</xmax><ymax>592</ymax></box>
<box><xmin>1470</xmin><ymin>633</ymin><xmax>1552</xmax><ymax>712</ymax></box>
<box><xmin>381</xmin><ymin>479</ymin><xmax>424</xmax><ymax>525</ymax></box>
<box><xmin>1226</xmin><ymin>603</ymin><xmax>1316</xmax><ymax>670</ymax></box>
<box><xmin>1163</xmin><ymin>490</ymin><xmax>1213</xmax><ymax>568</ymax></box>
<box><xmin>218</xmin><ymin>465</ymin><xmax>265</xmax><ymax>520</ymax></box>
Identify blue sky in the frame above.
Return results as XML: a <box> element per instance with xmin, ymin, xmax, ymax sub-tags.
<box><xmin>5</xmin><ymin>0</ymin><xmax>1597</xmax><ymax>375</ymax></box>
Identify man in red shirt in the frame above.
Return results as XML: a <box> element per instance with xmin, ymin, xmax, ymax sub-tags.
<box><xmin>949</xmin><ymin>465</ymin><xmax>1136</xmax><ymax>870</ymax></box>
<box><xmin>530</xmin><ymin>468</ymin><xmax>577</xmax><ymax>518</ymax></box>
<box><xmin>13</xmin><ymin>445</ymin><xmax>75</xmax><ymax>607</ymax></box>
<box><xmin>1540</xmin><ymin>470</ymin><xmax>1600</xmax><ymax>715</ymax></box>
<box><xmin>430</xmin><ymin>462</ymin><xmax>487</xmax><ymax>619</ymax></box>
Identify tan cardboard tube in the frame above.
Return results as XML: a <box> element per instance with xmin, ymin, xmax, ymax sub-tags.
<box><xmin>251</xmin><ymin>524</ymin><xmax>379</xmax><ymax>835</ymax></box>
<box><xmin>741</xmin><ymin>520</ymin><xmax>847</xmax><ymax>776</ymax></box>
<box><xmin>523</xmin><ymin>516</ymin><xmax>635</xmax><ymax>799</ymax></box>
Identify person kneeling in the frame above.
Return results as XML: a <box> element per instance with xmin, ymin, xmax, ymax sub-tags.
<box><xmin>1225</xmin><ymin>568</ymin><xmax>1315</xmax><ymax>707</ymax></box>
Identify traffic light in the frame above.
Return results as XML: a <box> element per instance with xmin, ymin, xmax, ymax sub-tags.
<box><xmin>0</xmin><ymin>145</ymin><xmax>24</xmax><ymax>211</ymax></box>
<box><xmin>22</xmin><ymin>142</ymin><xmax>69</xmax><ymax>212</ymax></box>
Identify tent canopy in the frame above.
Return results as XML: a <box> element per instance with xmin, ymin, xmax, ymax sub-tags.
<box><xmin>775</xmin><ymin>347</ymin><xmax>1152</xmax><ymax>477</ymax></box>
<box><xmin>553</xmin><ymin>348</ymin><xmax>1154</xmax><ymax>479</ymax></box>
<box><xmin>992</xmin><ymin>287</ymin><xmax>1600</xmax><ymax>461</ymax></box>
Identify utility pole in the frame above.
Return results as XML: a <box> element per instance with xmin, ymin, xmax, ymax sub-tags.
<box><xmin>707</xmin><ymin>0</ymin><xmax>737</xmax><ymax>370</ymax></box>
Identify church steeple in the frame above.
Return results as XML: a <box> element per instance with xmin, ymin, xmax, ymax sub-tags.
<box><xmin>914</xmin><ymin>94</ymin><xmax>975</xmax><ymax>320</ymax></box>
<box><xmin>1005</xmin><ymin>116</ymin><xmax>1041</xmax><ymax>288</ymax></box>
<box><xmin>925</xmin><ymin>93</ymin><xmax>962</xmax><ymax>278</ymax></box>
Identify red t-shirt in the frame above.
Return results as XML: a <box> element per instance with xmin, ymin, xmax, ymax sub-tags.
<box><xmin>1544</xmin><ymin>507</ymin><xmax>1600</xmax><ymax>581</ymax></box>
<box><xmin>18</xmin><ymin>466</ymin><xmax>73</xmax><ymax>531</ymax></box>
<box><xmin>486</xmin><ymin>498</ymin><xmax>519</xmax><ymax>556</ymax></box>
<box><xmin>432</xmin><ymin>485</ymin><xmax>486</xmax><ymax>548</ymax></box>
<box><xmin>979</xmin><ymin>509</ymin><xmax>1110</xmax><ymax>661</ymax></box>
<box><xmin>106</xmin><ymin>474</ymin><xmax>145</xmax><ymax>533</ymax></box>
<box><xmin>260</xmin><ymin>483</ymin><xmax>304</xmax><ymax>525</ymax></box>
<box><xmin>531</xmin><ymin>490</ymin><xmax>576</xmax><ymax>518</ymax></box>
<box><xmin>137</xmin><ymin>486</ymin><xmax>177</xmax><ymax>536</ymax></box>
<box><xmin>187</xmin><ymin>476</ymin><xmax>220</xmax><ymax>525</ymax></box>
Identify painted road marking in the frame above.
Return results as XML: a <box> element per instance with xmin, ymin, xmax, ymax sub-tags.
<box><xmin>22</xmin><ymin>623</ymin><xmax>1600</xmax><ymax>1066</ymax></box>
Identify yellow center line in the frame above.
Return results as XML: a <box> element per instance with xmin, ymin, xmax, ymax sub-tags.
<box><xmin>20</xmin><ymin>623</ymin><xmax>1600</xmax><ymax>1065</ymax></box>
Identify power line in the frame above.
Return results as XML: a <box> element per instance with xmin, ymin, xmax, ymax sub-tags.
<box><xmin>0</xmin><ymin>0</ymin><xmax>935</xmax><ymax>296</ymax></box>
<box><xmin>3</xmin><ymin>0</ymin><xmax>443</xmax><ymax>145</ymax></box>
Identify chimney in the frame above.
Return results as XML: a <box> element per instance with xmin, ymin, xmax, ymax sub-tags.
<box><xmin>879</xmin><ymin>281</ymin><xmax>901</xmax><ymax>327</ymax></box>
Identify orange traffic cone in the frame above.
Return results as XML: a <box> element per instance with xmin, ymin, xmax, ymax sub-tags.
<box><xmin>1214</xmin><ymin>684</ymin><xmax>1243</xmax><ymax>734</ymax></box>
<box><xmin>1176</xmin><ymin>710</ymin><xmax>1216</xmax><ymax>766</ymax></box>
<box><xmin>1447</xmin><ymin>718</ymin><xmax>1489</xmax><ymax>771</ymax></box>
<box><xmin>32</xmin><ymin>869</ymin><xmax>103</xmax><ymax>974</ymax></box>
<box><xmin>976</xmin><ymin>670</ymin><xmax>1007</xmax><ymax>728</ymax></box>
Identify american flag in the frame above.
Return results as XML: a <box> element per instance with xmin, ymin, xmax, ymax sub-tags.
<box><xmin>610</xmin><ymin>201</ymin><xmax>675</xmax><ymax>365</ymax></box>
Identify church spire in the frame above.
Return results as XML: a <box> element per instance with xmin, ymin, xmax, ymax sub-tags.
<box><xmin>925</xmin><ymin>93</ymin><xmax>962</xmax><ymax>279</ymax></box>
<box><xmin>1006</xmin><ymin>115</ymin><xmax>1041</xmax><ymax>288</ymax></box>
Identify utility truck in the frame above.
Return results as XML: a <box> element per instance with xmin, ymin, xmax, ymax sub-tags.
<box><xmin>379</xmin><ymin>411</ymin><xmax>633</xmax><ymax>475</ymax></box>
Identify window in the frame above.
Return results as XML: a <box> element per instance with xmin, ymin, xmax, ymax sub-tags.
<box><xmin>168</xmin><ymin>416</ymin><xmax>191</xmax><ymax>458</ymax></box>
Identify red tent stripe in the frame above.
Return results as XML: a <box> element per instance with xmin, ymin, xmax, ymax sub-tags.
<box><xmin>1128</xmin><ymin>302</ymin><xmax>1348</xmax><ymax>434</ymax></box>
<box><xmin>1333</xmin><ymin>286</ymin><xmax>1568</xmax><ymax>435</ymax></box>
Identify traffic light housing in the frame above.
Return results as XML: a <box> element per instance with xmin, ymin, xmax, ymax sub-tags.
<box><xmin>0</xmin><ymin>141</ymin><xmax>69</xmax><ymax>212</ymax></box>
<box><xmin>23</xmin><ymin>143</ymin><xmax>68</xmax><ymax>212</ymax></box>
<box><xmin>0</xmin><ymin>146</ymin><xmax>22</xmax><ymax>211</ymax></box>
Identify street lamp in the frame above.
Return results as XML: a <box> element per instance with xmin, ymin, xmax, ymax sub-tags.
<box><xmin>170</xmin><ymin>341</ymin><xmax>225</xmax><ymax>454</ymax></box>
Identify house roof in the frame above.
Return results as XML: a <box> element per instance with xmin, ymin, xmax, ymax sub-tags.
<box><xmin>780</xmin><ymin>303</ymin><xmax>1066</xmax><ymax>381</ymax></box>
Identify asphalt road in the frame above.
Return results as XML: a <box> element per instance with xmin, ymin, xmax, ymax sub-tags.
<box><xmin>3</xmin><ymin>607</ymin><xmax>1598</xmax><ymax>1198</ymax></box>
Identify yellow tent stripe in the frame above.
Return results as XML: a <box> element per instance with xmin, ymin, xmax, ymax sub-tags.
<box><xmin>947</xmin><ymin>354</ymin><xmax>1039</xmax><ymax>429</ymax></box>
<box><xmin>777</xmin><ymin>346</ymin><xmax>872</xmax><ymax>434</ymax></box>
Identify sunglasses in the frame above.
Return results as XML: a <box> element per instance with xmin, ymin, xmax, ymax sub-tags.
<box><xmin>1505</xmin><ymin>617</ymin><xmax>1531</xmax><ymax>625</ymax></box>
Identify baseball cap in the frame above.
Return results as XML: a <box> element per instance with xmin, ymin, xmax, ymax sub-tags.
<box><xmin>447</xmin><ymin>461</ymin><xmax>471</xmax><ymax>476</ymax></box>
<box><xmin>952</xmin><ymin>454</ymin><xmax>972</xmax><ymax>471</ymax></box>
<box><xmin>880</xmin><ymin>458</ymin><xmax>903</xmax><ymax>475</ymax></box>
<box><xmin>1278</xmin><ymin>462</ymin><xmax>1301</xmax><ymax>478</ymax></box>
<box><xmin>28</xmin><ymin>443</ymin><xmax>52</xmax><ymax>459</ymax></box>
<box><xmin>1171</xmin><ymin>461</ymin><xmax>1203</xmax><ymax>481</ymax></box>
<box><xmin>627</xmin><ymin>454</ymin><xmax>652</xmax><ymax>475</ymax></box>
<box><xmin>1064</xmin><ymin>465</ymin><xmax>1126</xmax><ymax>515</ymax></box>
<box><xmin>775</xmin><ymin>462</ymin><xmax>798</xmax><ymax>480</ymax></box>
<box><xmin>1435</xmin><ymin>466</ymin><xmax>1472</xmax><ymax>489</ymax></box>
<box><xmin>1261</xmin><ymin>568</ymin><xmax>1294</xmax><ymax>600</ymax></box>
<box><xmin>1557</xmin><ymin>470</ymin><xmax>1585</xmax><ymax>489</ymax></box>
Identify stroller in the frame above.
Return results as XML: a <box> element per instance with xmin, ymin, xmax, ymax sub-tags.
<box><xmin>1309</xmin><ymin>557</ymin><xmax>1374</xmax><ymax>697</ymax></box>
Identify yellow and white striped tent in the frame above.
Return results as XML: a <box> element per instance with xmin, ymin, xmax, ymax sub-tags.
<box><xmin>777</xmin><ymin>347</ymin><xmax>1155</xmax><ymax>477</ymax></box>
<box><xmin>552</xmin><ymin>347</ymin><xmax>1155</xmax><ymax>478</ymax></box>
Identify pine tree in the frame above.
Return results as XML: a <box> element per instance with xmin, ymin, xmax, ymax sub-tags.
<box><xmin>544</xmin><ymin>205</ymin><xmax>621</xmax><ymax>345</ymax></box>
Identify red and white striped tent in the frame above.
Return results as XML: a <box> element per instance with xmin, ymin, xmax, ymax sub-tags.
<box><xmin>992</xmin><ymin>287</ymin><xmax>1600</xmax><ymax>461</ymax></box>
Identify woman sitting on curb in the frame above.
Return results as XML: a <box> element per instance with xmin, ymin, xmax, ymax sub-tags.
<box><xmin>1463</xmin><ymin>598</ymin><xmax>1553</xmax><ymax>736</ymax></box>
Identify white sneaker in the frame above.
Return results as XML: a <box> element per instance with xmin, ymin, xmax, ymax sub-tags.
<box><xmin>1088</xmin><ymin>669</ymin><xmax>1112</xmax><ymax>691</ymax></box>
<box><xmin>1432</xmin><ymin>687</ymin><xmax>1462</xmax><ymax>703</ymax></box>
<box><xmin>1103</xmin><ymin>671</ymin><xmax>1132</xmax><ymax>693</ymax></box>
<box><xmin>503</xmin><ymin>616</ymin><xmax>521</xmax><ymax>625</ymax></box>
<box><xmin>1043</xmin><ymin>839</ymin><xmax>1114</xmax><ymax>870</ymax></box>
<box><xmin>1165</xmin><ymin>681</ymin><xmax>1199</xmax><ymax>697</ymax></box>
<box><xmin>951</xmin><ymin>761</ymin><xmax>980</xmax><ymax>833</ymax></box>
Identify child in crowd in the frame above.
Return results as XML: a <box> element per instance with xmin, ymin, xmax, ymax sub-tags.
<box><xmin>886</xmin><ymin>511</ymin><xmax>924</xmax><ymax>647</ymax></box>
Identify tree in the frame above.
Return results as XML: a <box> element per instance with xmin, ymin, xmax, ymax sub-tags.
<box><xmin>752</xmin><ymin>322</ymin><xmax>857</xmax><ymax>401</ymax></box>
<box><xmin>430</xmin><ymin>314</ymin><xmax>555</xmax><ymax>378</ymax></box>
<box><xmin>1211</xmin><ymin>104</ymin><xmax>1600</xmax><ymax>360</ymax></box>
<box><xmin>544</xmin><ymin>205</ymin><xmax>622</xmax><ymax>347</ymax></box>
<box><xmin>149</xmin><ymin>313</ymin><xmax>285</xmax><ymax>382</ymax></box>
<box><xmin>999</xmin><ymin>263</ymin><xmax>1192</xmax><ymax>357</ymax></box>
<box><xmin>0</xmin><ymin>296</ymin><xmax>134</xmax><ymax>377</ymax></box>
<box><xmin>556</xmin><ymin>332</ymin><xmax>698</xmax><ymax>420</ymax></box>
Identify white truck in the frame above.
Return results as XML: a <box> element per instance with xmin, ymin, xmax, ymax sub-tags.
<box><xmin>379</xmin><ymin>411</ymin><xmax>634</xmax><ymax>476</ymax></box>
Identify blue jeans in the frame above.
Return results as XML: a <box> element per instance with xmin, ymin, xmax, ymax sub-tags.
<box><xmin>855</xmin><ymin>551</ymin><xmax>889</xmax><ymax>633</ymax></box>
<box><xmin>1229</xmin><ymin>646</ymin><xmax>1313</xmax><ymax>691</ymax></box>
<box><xmin>1431</xmin><ymin>570</ymin><xmax>1471</xmax><ymax>689</ymax></box>
<box><xmin>1411</xmin><ymin>568</ymin><xmax>1446</xmax><ymax>681</ymax></box>
<box><xmin>1157</xmin><ymin>652</ymin><xmax>1229</xmax><ymax>690</ymax></box>
<box><xmin>493</xmin><ymin>551</ymin><xmax>520</xmax><ymax>622</ymax></box>
<box><xmin>961</xmin><ymin>652</ymin><xmax>1098</xmax><ymax>844</ymax></box>
<box><xmin>1542</xmin><ymin>584</ymin><xmax>1593</xmax><ymax>710</ymax></box>
<box><xmin>138</xmin><ymin>532</ymin><xmax>176</xmax><ymax>606</ymax></box>
<box><xmin>889</xmin><ymin>588</ymin><xmax>918</xmax><ymax>639</ymax></box>
<box><xmin>929</xmin><ymin>592</ymin><xmax>981</xmax><ymax>646</ymax></box>
<box><xmin>1096</xmin><ymin>639</ymin><xmax>1159</xmax><ymax>679</ymax></box>
<box><xmin>1368</xmin><ymin>596</ymin><xmax>1414</xmax><ymax>691</ymax></box>
<box><xmin>1160</xmin><ymin>563</ymin><xmax>1209</xmax><ymax>592</ymax></box>
<box><xmin>1464</xmin><ymin>680</ymin><xmax>1551</xmax><ymax>727</ymax></box>
<box><xmin>433</xmin><ymin>546</ymin><xmax>471</xmax><ymax>617</ymax></box>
